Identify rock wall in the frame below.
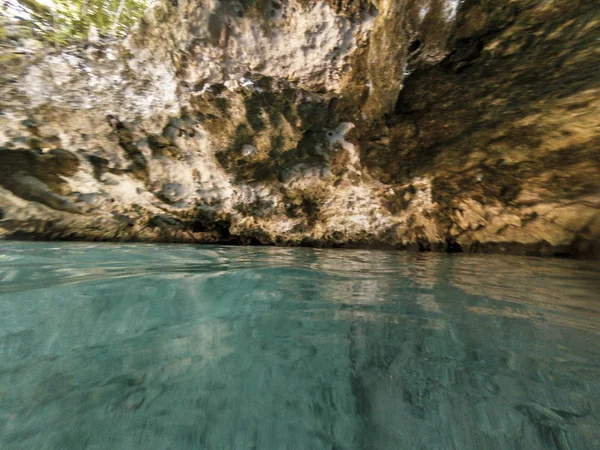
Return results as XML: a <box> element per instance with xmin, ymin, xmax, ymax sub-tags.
<box><xmin>1</xmin><ymin>0</ymin><xmax>599</xmax><ymax>257</ymax></box>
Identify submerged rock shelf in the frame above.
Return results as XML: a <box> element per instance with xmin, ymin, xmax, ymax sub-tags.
<box><xmin>1</xmin><ymin>0</ymin><xmax>599</xmax><ymax>257</ymax></box>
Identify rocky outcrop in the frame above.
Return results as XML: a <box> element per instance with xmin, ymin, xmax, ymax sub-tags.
<box><xmin>1</xmin><ymin>0</ymin><xmax>599</xmax><ymax>257</ymax></box>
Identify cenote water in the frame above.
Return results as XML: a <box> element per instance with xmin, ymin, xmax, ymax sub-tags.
<box><xmin>0</xmin><ymin>242</ymin><xmax>599</xmax><ymax>449</ymax></box>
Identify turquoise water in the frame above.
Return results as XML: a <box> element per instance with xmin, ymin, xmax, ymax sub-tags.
<box><xmin>0</xmin><ymin>243</ymin><xmax>599</xmax><ymax>449</ymax></box>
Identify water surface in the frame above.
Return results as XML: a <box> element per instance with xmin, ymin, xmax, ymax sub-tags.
<box><xmin>0</xmin><ymin>243</ymin><xmax>599</xmax><ymax>449</ymax></box>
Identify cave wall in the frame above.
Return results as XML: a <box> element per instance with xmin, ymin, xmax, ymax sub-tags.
<box><xmin>0</xmin><ymin>0</ymin><xmax>598</xmax><ymax>257</ymax></box>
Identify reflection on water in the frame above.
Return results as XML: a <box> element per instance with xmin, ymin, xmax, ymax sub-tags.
<box><xmin>0</xmin><ymin>242</ymin><xmax>599</xmax><ymax>449</ymax></box>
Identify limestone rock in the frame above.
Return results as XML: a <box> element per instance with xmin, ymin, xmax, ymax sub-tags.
<box><xmin>0</xmin><ymin>0</ymin><xmax>598</xmax><ymax>257</ymax></box>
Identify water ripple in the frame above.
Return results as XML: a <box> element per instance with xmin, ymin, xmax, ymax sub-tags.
<box><xmin>0</xmin><ymin>242</ymin><xmax>599</xmax><ymax>449</ymax></box>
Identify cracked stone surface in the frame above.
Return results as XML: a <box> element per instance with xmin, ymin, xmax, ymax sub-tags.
<box><xmin>0</xmin><ymin>0</ymin><xmax>598</xmax><ymax>257</ymax></box>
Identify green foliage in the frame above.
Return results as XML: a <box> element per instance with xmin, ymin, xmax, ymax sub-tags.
<box><xmin>1</xmin><ymin>0</ymin><xmax>153</xmax><ymax>45</ymax></box>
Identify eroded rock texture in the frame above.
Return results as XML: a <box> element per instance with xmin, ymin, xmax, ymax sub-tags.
<box><xmin>1</xmin><ymin>0</ymin><xmax>599</xmax><ymax>257</ymax></box>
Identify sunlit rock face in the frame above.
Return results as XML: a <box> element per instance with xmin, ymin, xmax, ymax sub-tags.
<box><xmin>0</xmin><ymin>0</ymin><xmax>598</xmax><ymax>257</ymax></box>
